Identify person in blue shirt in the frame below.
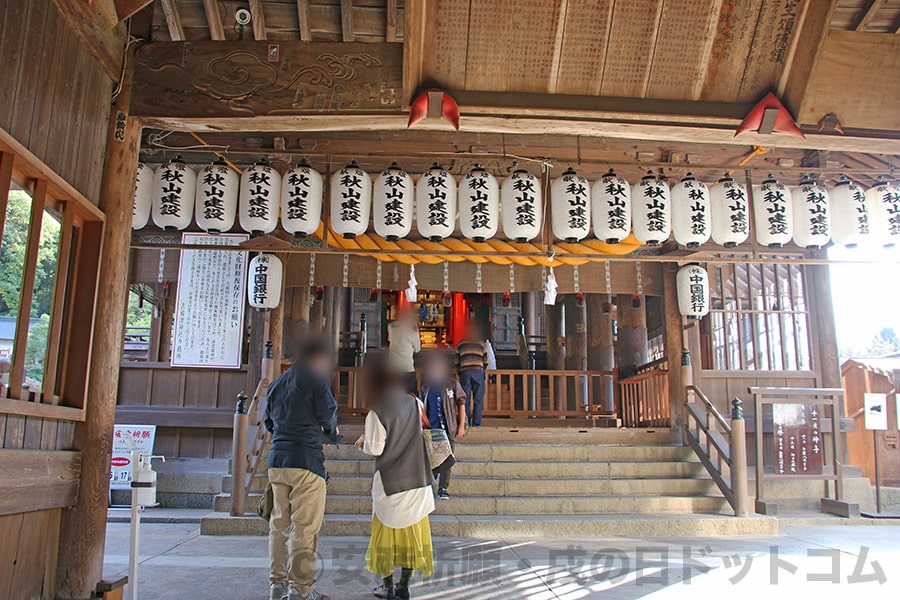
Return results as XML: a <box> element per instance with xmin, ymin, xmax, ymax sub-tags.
<box><xmin>420</xmin><ymin>354</ymin><xmax>467</xmax><ymax>499</ymax></box>
<box><xmin>265</xmin><ymin>337</ymin><xmax>341</xmax><ymax>600</ymax></box>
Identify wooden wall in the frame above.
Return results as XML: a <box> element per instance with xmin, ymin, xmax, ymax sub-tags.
<box><xmin>0</xmin><ymin>0</ymin><xmax>112</xmax><ymax>204</ymax></box>
<box><xmin>117</xmin><ymin>363</ymin><xmax>249</xmax><ymax>458</ymax></box>
<box><xmin>843</xmin><ymin>364</ymin><xmax>900</xmax><ymax>486</ymax></box>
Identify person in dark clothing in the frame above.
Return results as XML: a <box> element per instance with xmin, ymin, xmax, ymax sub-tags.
<box><xmin>420</xmin><ymin>354</ymin><xmax>467</xmax><ymax>499</ymax></box>
<box><xmin>265</xmin><ymin>338</ymin><xmax>340</xmax><ymax>600</ymax></box>
<box><xmin>455</xmin><ymin>321</ymin><xmax>489</xmax><ymax>427</ymax></box>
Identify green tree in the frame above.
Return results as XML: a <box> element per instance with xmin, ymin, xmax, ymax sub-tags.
<box><xmin>127</xmin><ymin>289</ymin><xmax>154</xmax><ymax>329</ymax></box>
<box><xmin>23</xmin><ymin>314</ymin><xmax>50</xmax><ymax>385</ymax></box>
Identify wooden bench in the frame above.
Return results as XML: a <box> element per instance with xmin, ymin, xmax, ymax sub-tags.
<box><xmin>96</xmin><ymin>575</ymin><xmax>127</xmax><ymax>600</ymax></box>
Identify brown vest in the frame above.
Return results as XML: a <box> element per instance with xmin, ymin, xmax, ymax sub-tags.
<box><xmin>371</xmin><ymin>391</ymin><xmax>434</xmax><ymax>496</ymax></box>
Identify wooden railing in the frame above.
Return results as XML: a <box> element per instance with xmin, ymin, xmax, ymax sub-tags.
<box><xmin>331</xmin><ymin>367</ymin><xmax>617</xmax><ymax>419</ymax></box>
<box><xmin>683</xmin><ymin>384</ymin><xmax>749</xmax><ymax>517</ymax></box>
<box><xmin>619</xmin><ymin>358</ymin><xmax>670</xmax><ymax>427</ymax></box>
<box><xmin>230</xmin><ymin>352</ymin><xmax>274</xmax><ymax>516</ymax></box>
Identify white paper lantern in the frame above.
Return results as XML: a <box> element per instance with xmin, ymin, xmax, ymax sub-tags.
<box><xmin>591</xmin><ymin>168</ymin><xmax>631</xmax><ymax>244</ymax></box>
<box><xmin>239</xmin><ymin>159</ymin><xmax>281</xmax><ymax>236</ymax></box>
<box><xmin>866</xmin><ymin>176</ymin><xmax>900</xmax><ymax>247</ymax></box>
<box><xmin>671</xmin><ymin>172</ymin><xmax>710</xmax><ymax>248</ymax></box>
<box><xmin>752</xmin><ymin>174</ymin><xmax>793</xmax><ymax>248</ymax></box>
<box><xmin>195</xmin><ymin>158</ymin><xmax>238</xmax><ymax>233</ymax></box>
<box><xmin>501</xmin><ymin>166</ymin><xmax>542</xmax><ymax>242</ymax></box>
<box><xmin>458</xmin><ymin>164</ymin><xmax>499</xmax><ymax>242</ymax></box>
<box><xmin>632</xmin><ymin>170</ymin><xmax>671</xmax><ymax>246</ymax></box>
<box><xmin>281</xmin><ymin>160</ymin><xmax>323</xmax><ymax>237</ymax></box>
<box><xmin>247</xmin><ymin>253</ymin><xmax>283</xmax><ymax>311</ymax></box>
<box><xmin>132</xmin><ymin>162</ymin><xmax>153</xmax><ymax>230</ymax></box>
<box><xmin>152</xmin><ymin>156</ymin><xmax>196</xmax><ymax>231</ymax></box>
<box><xmin>373</xmin><ymin>162</ymin><xmax>414</xmax><ymax>241</ymax></box>
<box><xmin>790</xmin><ymin>175</ymin><xmax>831</xmax><ymax>249</ymax></box>
<box><xmin>416</xmin><ymin>162</ymin><xmax>457</xmax><ymax>242</ymax></box>
<box><xmin>676</xmin><ymin>264</ymin><xmax>710</xmax><ymax>320</ymax></box>
<box><xmin>330</xmin><ymin>160</ymin><xmax>372</xmax><ymax>239</ymax></box>
<box><xmin>550</xmin><ymin>167</ymin><xmax>591</xmax><ymax>243</ymax></box>
<box><xmin>830</xmin><ymin>175</ymin><xmax>872</xmax><ymax>247</ymax></box>
<box><xmin>710</xmin><ymin>173</ymin><xmax>749</xmax><ymax>248</ymax></box>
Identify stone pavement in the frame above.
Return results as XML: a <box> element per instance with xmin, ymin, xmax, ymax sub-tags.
<box><xmin>102</xmin><ymin>520</ymin><xmax>900</xmax><ymax>599</ymax></box>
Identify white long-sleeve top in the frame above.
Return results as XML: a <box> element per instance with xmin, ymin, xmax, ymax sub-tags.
<box><xmin>363</xmin><ymin>410</ymin><xmax>435</xmax><ymax>529</ymax></box>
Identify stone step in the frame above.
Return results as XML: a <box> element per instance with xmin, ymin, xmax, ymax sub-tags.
<box><xmin>215</xmin><ymin>492</ymin><xmax>729</xmax><ymax>515</ymax></box>
<box><xmin>225</xmin><ymin>459</ymin><xmax>709</xmax><ymax>492</ymax></box>
<box><xmin>224</xmin><ymin>474</ymin><xmax>719</xmax><ymax>498</ymax></box>
<box><xmin>200</xmin><ymin>512</ymin><xmax>778</xmax><ymax>537</ymax></box>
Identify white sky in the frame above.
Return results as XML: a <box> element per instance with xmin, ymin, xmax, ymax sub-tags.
<box><xmin>828</xmin><ymin>243</ymin><xmax>900</xmax><ymax>351</ymax></box>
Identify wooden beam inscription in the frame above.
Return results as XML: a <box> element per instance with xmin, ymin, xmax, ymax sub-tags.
<box><xmin>131</xmin><ymin>41</ymin><xmax>403</xmax><ymax>118</ymax></box>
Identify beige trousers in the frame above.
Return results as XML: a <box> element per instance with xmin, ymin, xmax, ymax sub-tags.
<box><xmin>268</xmin><ymin>467</ymin><xmax>327</xmax><ymax>595</ymax></box>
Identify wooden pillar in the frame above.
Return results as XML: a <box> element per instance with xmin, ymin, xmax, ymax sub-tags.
<box><xmin>616</xmin><ymin>294</ymin><xmax>649</xmax><ymax>376</ymax></box>
<box><xmin>56</xmin><ymin>61</ymin><xmax>141</xmax><ymax>599</ymax></box>
<box><xmin>522</xmin><ymin>292</ymin><xmax>540</xmax><ymax>348</ymax></box>
<box><xmin>156</xmin><ymin>281</ymin><xmax>176</xmax><ymax>362</ymax></box>
<box><xmin>268</xmin><ymin>258</ymin><xmax>286</xmax><ymax>367</ymax></box>
<box><xmin>564</xmin><ymin>295</ymin><xmax>587</xmax><ymax>371</ymax></box>
<box><xmin>587</xmin><ymin>294</ymin><xmax>615</xmax><ymax>372</ymax></box>
<box><xmin>309</xmin><ymin>288</ymin><xmax>324</xmax><ymax>335</ymax></box>
<box><xmin>245</xmin><ymin>309</ymin><xmax>267</xmax><ymax>392</ymax></box>
<box><xmin>663</xmin><ymin>266</ymin><xmax>686</xmax><ymax>435</ymax></box>
<box><xmin>546</xmin><ymin>300</ymin><xmax>565</xmax><ymax>413</ymax></box>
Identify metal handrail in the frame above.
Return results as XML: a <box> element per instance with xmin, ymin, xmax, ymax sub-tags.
<box><xmin>686</xmin><ymin>384</ymin><xmax>731</xmax><ymax>434</ymax></box>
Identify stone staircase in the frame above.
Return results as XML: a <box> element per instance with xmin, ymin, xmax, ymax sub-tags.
<box><xmin>200</xmin><ymin>427</ymin><xmax>778</xmax><ymax>537</ymax></box>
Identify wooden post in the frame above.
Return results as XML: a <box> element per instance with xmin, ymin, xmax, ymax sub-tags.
<box><xmin>56</xmin><ymin>57</ymin><xmax>141</xmax><ymax>599</ymax></box>
<box><xmin>616</xmin><ymin>293</ymin><xmax>649</xmax><ymax>376</ymax></box>
<box><xmin>662</xmin><ymin>266</ymin><xmax>686</xmax><ymax>434</ymax></box>
<box><xmin>564</xmin><ymin>295</ymin><xmax>587</xmax><ymax>371</ymax></box>
<box><xmin>230</xmin><ymin>392</ymin><xmax>249</xmax><ymax>516</ymax></box>
<box><xmin>157</xmin><ymin>280</ymin><xmax>176</xmax><ymax>362</ymax></box>
<box><xmin>309</xmin><ymin>289</ymin><xmax>324</xmax><ymax>336</ymax></box>
<box><xmin>268</xmin><ymin>256</ymin><xmax>286</xmax><ymax>369</ymax></box>
<box><xmin>730</xmin><ymin>400</ymin><xmax>750</xmax><ymax>517</ymax></box>
<box><xmin>587</xmin><ymin>293</ymin><xmax>615</xmax><ymax>371</ymax></box>
<box><xmin>546</xmin><ymin>300</ymin><xmax>564</xmax><ymax>413</ymax></box>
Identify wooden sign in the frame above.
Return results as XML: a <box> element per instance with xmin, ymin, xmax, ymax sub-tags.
<box><xmin>172</xmin><ymin>233</ymin><xmax>249</xmax><ymax>368</ymax></box>
<box><xmin>773</xmin><ymin>403</ymin><xmax>823</xmax><ymax>476</ymax></box>
<box><xmin>131</xmin><ymin>41</ymin><xmax>403</xmax><ymax>118</ymax></box>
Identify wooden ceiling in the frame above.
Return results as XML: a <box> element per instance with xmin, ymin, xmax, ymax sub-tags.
<box><xmin>146</xmin><ymin>1</ymin><xmax>900</xmax><ymax>104</ymax></box>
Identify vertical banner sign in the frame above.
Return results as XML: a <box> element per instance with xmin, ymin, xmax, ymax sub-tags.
<box><xmin>864</xmin><ymin>393</ymin><xmax>888</xmax><ymax>431</ymax></box>
<box><xmin>110</xmin><ymin>425</ymin><xmax>157</xmax><ymax>490</ymax></box>
<box><xmin>172</xmin><ymin>233</ymin><xmax>249</xmax><ymax>368</ymax></box>
<box><xmin>772</xmin><ymin>403</ymin><xmax>823</xmax><ymax>475</ymax></box>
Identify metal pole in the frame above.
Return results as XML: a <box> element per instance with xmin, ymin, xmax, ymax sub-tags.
<box><xmin>128</xmin><ymin>450</ymin><xmax>141</xmax><ymax>600</ymax></box>
<box><xmin>874</xmin><ymin>429</ymin><xmax>881</xmax><ymax>514</ymax></box>
<box><xmin>730</xmin><ymin>398</ymin><xmax>750</xmax><ymax>517</ymax></box>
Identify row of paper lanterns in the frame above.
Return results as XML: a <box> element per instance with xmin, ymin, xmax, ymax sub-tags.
<box><xmin>133</xmin><ymin>157</ymin><xmax>900</xmax><ymax>249</ymax></box>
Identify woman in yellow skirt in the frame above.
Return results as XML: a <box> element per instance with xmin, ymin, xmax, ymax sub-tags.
<box><xmin>355</xmin><ymin>359</ymin><xmax>435</xmax><ymax>599</ymax></box>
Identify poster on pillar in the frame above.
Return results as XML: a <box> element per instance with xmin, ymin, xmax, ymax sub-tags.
<box><xmin>172</xmin><ymin>233</ymin><xmax>249</xmax><ymax>368</ymax></box>
<box><xmin>772</xmin><ymin>403</ymin><xmax>823</xmax><ymax>475</ymax></box>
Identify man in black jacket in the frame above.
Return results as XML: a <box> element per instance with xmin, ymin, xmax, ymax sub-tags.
<box><xmin>266</xmin><ymin>338</ymin><xmax>340</xmax><ymax>600</ymax></box>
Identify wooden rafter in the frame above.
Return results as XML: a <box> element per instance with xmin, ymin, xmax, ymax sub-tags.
<box><xmin>113</xmin><ymin>0</ymin><xmax>156</xmax><ymax>22</ymax></box>
<box><xmin>203</xmin><ymin>0</ymin><xmax>226</xmax><ymax>40</ymax></box>
<box><xmin>160</xmin><ymin>0</ymin><xmax>185</xmax><ymax>41</ymax></box>
<box><xmin>403</xmin><ymin>0</ymin><xmax>429</xmax><ymax>106</ymax></box>
<box><xmin>297</xmin><ymin>0</ymin><xmax>312</xmax><ymax>41</ymax></box>
<box><xmin>386</xmin><ymin>0</ymin><xmax>399</xmax><ymax>42</ymax></box>
<box><xmin>780</xmin><ymin>0</ymin><xmax>838</xmax><ymax>114</ymax></box>
<box><xmin>248</xmin><ymin>0</ymin><xmax>267</xmax><ymax>40</ymax></box>
<box><xmin>852</xmin><ymin>0</ymin><xmax>886</xmax><ymax>31</ymax></box>
<box><xmin>341</xmin><ymin>0</ymin><xmax>355</xmax><ymax>42</ymax></box>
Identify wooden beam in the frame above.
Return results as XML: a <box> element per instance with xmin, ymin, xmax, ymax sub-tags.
<box><xmin>9</xmin><ymin>179</ymin><xmax>47</xmax><ymax>400</ymax></box>
<box><xmin>297</xmin><ymin>0</ymin><xmax>312</xmax><ymax>42</ymax></box>
<box><xmin>403</xmin><ymin>0</ymin><xmax>428</xmax><ymax>107</ymax></box>
<box><xmin>852</xmin><ymin>0</ymin><xmax>885</xmax><ymax>31</ymax></box>
<box><xmin>781</xmin><ymin>0</ymin><xmax>838</xmax><ymax>115</ymax></box>
<box><xmin>113</xmin><ymin>0</ymin><xmax>155</xmax><ymax>22</ymax></box>
<box><xmin>0</xmin><ymin>451</ymin><xmax>81</xmax><ymax>516</ymax></box>
<box><xmin>340</xmin><ymin>0</ymin><xmax>355</xmax><ymax>42</ymax></box>
<box><xmin>160</xmin><ymin>0</ymin><xmax>185</xmax><ymax>41</ymax></box>
<box><xmin>202</xmin><ymin>0</ymin><xmax>225</xmax><ymax>41</ymax></box>
<box><xmin>50</xmin><ymin>5</ymin><xmax>127</xmax><ymax>80</ymax></box>
<box><xmin>115</xmin><ymin>406</ymin><xmax>234</xmax><ymax>428</ymax></box>
<box><xmin>386</xmin><ymin>0</ymin><xmax>398</xmax><ymax>42</ymax></box>
<box><xmin>52</xmin><ymin>0</ymin><xmax>119</xmax><ymax>35</ymax></box>
<box><xmin>248</xmin><ymin>0</ymin><xmax>267</xmax><ymax>41</ymax></box>
<box><xmin>0</xmin><ymin>152</ymin><xmax>14</xmax><ymax>243</ymax></box>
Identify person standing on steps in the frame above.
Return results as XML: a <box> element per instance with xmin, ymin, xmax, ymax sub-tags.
<box><xmin>455</xmin><ymin>321</ymin><xmax>489</xmax><ymax>428</ymax></box>
<box><xmin>355</xmin><ymin>355</ymin><xmax>435</xmax><ymax>599</ymax></box>
<box><xmin>265</xmin><ymin>337</ymin><xmax>341</xmax><ymax>600</ymax></box>
<box><xmin>388</xmin><ymin>307</ymin><xmax>422</xmax><ymax>395</ymax></box>
<box><xmin>420</xmin><ymin>354</ymin><xmax>467</xmax><ymax>500</ymax></box>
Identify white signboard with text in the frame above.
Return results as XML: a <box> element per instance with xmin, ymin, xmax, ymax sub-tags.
<box><xmin>172</xmin><ymin>233</ymin><xmax>249</xmax><ymax>368</ymax></box>
<box><xmin>864</xmin><ymin>393</ymin><xmax>888</xmax><ymax>431</ymax></box>
<box><xmin>110</xmin><ymin>425</ymin><xmax>156</xmax><ymax>489</ymax></box>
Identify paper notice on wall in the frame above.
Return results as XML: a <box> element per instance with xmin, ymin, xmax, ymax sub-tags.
<box><xmin>171</xmin><ymin>233</ymin><xmax>249</xmax><ymax>368</ymax></box>
<box><xmin>864</xmin><ymin>393</ymin><xmax>888</xmax><ymax>431</ymax></box>
<box><xmin>110</xmin><ymin>425</ymin><xmax>156</xmax><ymax>490</ymax></box>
